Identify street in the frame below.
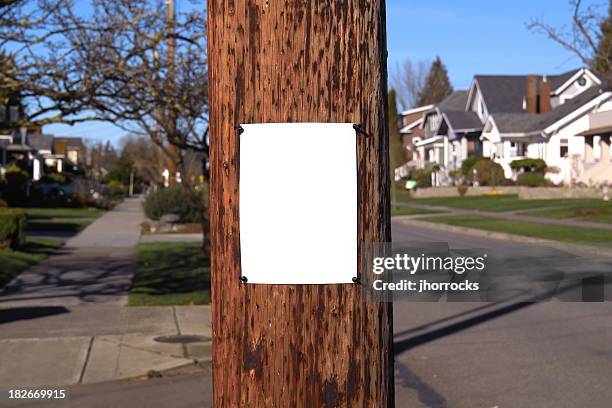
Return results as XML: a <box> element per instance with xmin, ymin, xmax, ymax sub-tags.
<box><xmin>393</xmin><ymin>220</ymin><xmax>612</xmax><ymax>408</ymax></box>
<box><xmin>4</xmin><ymin>218</ymin><xmax>612</xmax><ymax>407</ymax></box>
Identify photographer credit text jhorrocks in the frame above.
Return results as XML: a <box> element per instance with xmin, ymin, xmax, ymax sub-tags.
<box><xmin>370</xmin><ymin>253</ymin><xmax>487</xmax><ymax>292</ymax></box>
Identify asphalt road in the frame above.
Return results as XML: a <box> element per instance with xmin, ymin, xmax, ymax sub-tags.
<box><xmin>392</xmin><ymin>219</ymin><xmax>612</xmax><ymax>408</ymax></box>
<box><xmin>8</xmin><ymin>219</ymin><xmax>612</xmax><ymax>407</ymax></box>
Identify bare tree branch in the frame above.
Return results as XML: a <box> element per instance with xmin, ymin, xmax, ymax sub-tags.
<box><xmin>527</xmin><ymin>0</ymin><xmax>607</xmax><ymax>69</ymax></box>
<box><xmin>1</xmin><ymin>0</ymin><xmax>208</xmax><ymax>154</ymax></box>
<box><xmin>390</xmin><ymin>58</ymin><xmax>430</xmax><ymax>110</ymax></box>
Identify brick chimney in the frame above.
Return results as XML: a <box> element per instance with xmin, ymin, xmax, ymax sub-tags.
<box><xmin>526</xmin><ymin>74</ymin><xmax>538</xmax><ymax>113</ymax></box>
<box><xmin>539</xmin><ymin>76</ymin><xmax>551</xmax><ymax>113</ymax></box>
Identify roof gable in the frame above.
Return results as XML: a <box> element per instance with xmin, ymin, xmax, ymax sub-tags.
<box><xmin>443</xmin><ymin>111</ymin><xmax>483</xmax><ymax>132</ymax></box>
<box><xmin>437</xmin><ymin>90</ymin><xmax>468</xmax><ymax>111</ymax></box>
<box><xmin>490</xmin><ymin>87</ymin><xmax>608</xmax><ymax>134</ymax></box>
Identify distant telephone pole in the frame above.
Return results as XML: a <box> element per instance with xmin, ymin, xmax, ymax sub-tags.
<box><xmin>165</xmin><ymin>0</ymin><xmax>178</xmax><ymax>187</ymax></box>
<box><xmin>208</xmin><ymin>1</ymin><xmax>394</xmax><ymax>406</ymax></box>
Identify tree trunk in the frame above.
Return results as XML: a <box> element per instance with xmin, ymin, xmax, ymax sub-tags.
<box><xmin>208</xmin><ymin>1</ymin><xmax>393</xmax><ymax>407</ymax></box>
<box><xmin>175</xmin><ymin>158</ymin><xmax>211</xmax><ymax>254</ymax></box>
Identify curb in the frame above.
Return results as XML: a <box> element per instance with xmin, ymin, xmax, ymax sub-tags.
<box><xmin>397</xmin><ymin>217</ymin><xmax>612</xmax><ymax>259</ymax></box>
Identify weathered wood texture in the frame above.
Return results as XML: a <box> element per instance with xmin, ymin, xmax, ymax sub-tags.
<box><xmin>208</xmin><ymin>1</ymin><xmax>393</xmax><ymax>406</ymax></box>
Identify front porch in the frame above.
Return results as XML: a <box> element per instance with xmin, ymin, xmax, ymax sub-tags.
<box><xmin>578</xmin><ymin>133</ymin><xmax>612</xmax><ymax>185</ymax></box>
<box><xmin>575</xmin><ymin>110</ymin><xmax>612</xmax><ymax>185</ymax></box>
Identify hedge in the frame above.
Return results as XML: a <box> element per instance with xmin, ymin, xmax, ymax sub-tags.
<box><xmin>0</xmin><ymin>209</ymin><xmax>27</xmax><ymax>249</ymax></box>
<box><xmin>410</xmin><ymin>169</ymin><xmax>432</xmax><ymax>188</ymax></box>
<box><xmin>143</xmin><ymin>186</ymin><xmax>203</xmax><ymax>223</ymax></box>
<box><xmin>461</xmin><ymin>157</ymin><xmax>481</xmax><ymax>175</ymax></box>
<box><xmin>510</xmin><ymin>158</ymin><xmax>547</xmax><ymax>172</ymax></box>
<box><xmin>517</xmin><ymin>172</ymin><xmax>549</xmax><ymax>187</ymax></box>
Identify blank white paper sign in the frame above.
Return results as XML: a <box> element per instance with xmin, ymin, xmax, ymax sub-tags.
<box><xmin>239</xmin><ymin>123</ymin><xmax>357</xmax><ymax>284</ymax></box>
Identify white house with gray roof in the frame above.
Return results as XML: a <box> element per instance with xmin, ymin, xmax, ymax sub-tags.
<box><xmin>411</xmin><ymin>90</ymin><xmax>485</xmax><ymax>185</ymax></box>
<box><xmin>402</xmin><ymin>67</ymin><xmax>612</xmax><ymax>186</ymax></box>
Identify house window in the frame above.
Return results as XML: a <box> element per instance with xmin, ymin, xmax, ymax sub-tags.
<box><xmin>560</xmin><ymin>139</ymin><xmax>569</xmax><ymax>158</ymax></box>
<box><xmin>509</xmin><ymin>141</ymin><xmax>523</xmax><ymax>157</ymax></box>
<box><xmin>511</xmin><ymin>142</ymin><xmax>526</xmax><ymax>156</ymax></box>
<box><xmin>67</xmin><ymin>150</ymin><xmax>78</xmax><ymax>164</ymax></box>
<box><xmin>9</xmin><ymin>106</ymin><xmax>19</xmax><ymax>123</ymax></box>
<box><xmin>468</xmin><ymin>140</ymin><xmax>476</xmax><ymax>154</ymax></box>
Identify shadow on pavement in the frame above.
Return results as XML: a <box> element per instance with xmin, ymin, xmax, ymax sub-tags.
<box><xmin>393</xmin><ymin>281</ymin><xmax>585</xmax><ymax>356</ymax></box>
<box><xmin>0</xmin><ymin>305</ymin><xmax>69</xmax><ymax>324</ymax></box>
<box><xmin>394</xmin><ymin>301</ymin><xmax>535</xmax><ymax>355</ymax></box>
<box><xmin>0</xmin><ymin>248</ymin><xmax>135</xmax><ymax>305</ymax></box>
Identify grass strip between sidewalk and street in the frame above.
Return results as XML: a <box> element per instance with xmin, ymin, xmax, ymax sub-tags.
<box><xmin>24</xmin><ymin>208</ymin><xmax>104</xmax><ymax>218</ymax></box>
<box><xmin>420</xmin><ymin>215</ymin><xmax>612</xmax><ymax>247</ymax></box>
<box><xmin>129</xmin><ymin>242</ymin><xmax>211</xmax><ymax>306</ymax></box>
<box><xmin>396</xmin><ymin>193</ymin><xmax>605</xmax><ymax>213</ymax></box>
<box><xmin>523</xmin><ymin>204</ymin><xmax>612</xmax><ymax>224</ymax></box>
<box><xmin>24</xmin><ymin>208</ymin><xmax>103</xmax><ymax>233</ymax></box>
<box><xmin>0</xmin><ymin>238</ymin><xmax>64</xmax><ymax>288</ymax></box>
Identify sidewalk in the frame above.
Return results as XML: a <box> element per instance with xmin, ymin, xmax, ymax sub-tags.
<box><xmin>65</xmin><ymin>197</ymin><xmax>145</xmax><ymax>249</ymax></box>
<box><xmin>0</xmin><ymin>198</ymin><xmax>144</xmax><ymax>306</ymax></box>
<box><xmin>0</xmin><ymin>197</ymin><xmax>212</xmax><ymax>387</ymax></box>
<box><xmin>0</xmin><ymin>305</ymin><xmax>211</xmax><ymax>387</ymax></box>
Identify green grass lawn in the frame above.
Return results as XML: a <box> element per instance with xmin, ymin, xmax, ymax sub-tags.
<box><xmin>129</xmin><ymin>242</ymin><xmax>211</xmax><ymax>306</ymax></box>
<box><xmin>401</xmin><ymin>194</ymin><xmax>604</xmax><ymax>213</ymax></box>
<box><xmin>391</xmin><ymin>206</ymin><xmax>444</xmax><ymax>216</ymax></box>
<box><xmin>0</xmin><ymin>238</ymin><xmax>63</xmax><ymax>288</ymax></box>
<box><xmin>24</xmin><ymin>208</ymin><xmax>103</xmax><ymax>218</ymax></box>
<box><xmin>523</xmin><ymin>202</ymin><xmax>612</xmax><ymax>224</ymax></box>
<box><xmin>24</xmin><ymin>208</ymin><xmax>103</xmax><ymax>233</ymax></box>
<box><xmin>421</xmin><ymin>215</ymin><xmax>612</xmax><ymax>247</ymax></box>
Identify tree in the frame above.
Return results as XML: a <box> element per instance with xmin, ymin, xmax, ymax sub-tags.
<box><xmin>416</xmin><ymin>56</ymin><xmax>453</xmax><ymax>106</ymax></box>
<box><xmin>593</xmin><ymin>1</ymin><xmax>612</xmax><ymax>74</ymax></box>
<box><xmin>120</xmin><ymin>135</ymin><xmax>164</xmax><ymax>186</ymax></box>
<box><xmin>0</xmin><ymin>0</ymin><xmax>211</xmax><ymax>250</ymax></box>
<box><xmin>390</xmin><ymin>58</ymin><xmax>429</xmax><ymax>110</ymax></box>
<box><xmin>86</xmin><ymin>140</ymin><xmax>118</xmax><ymax>181</ymax></box>
<box><xmin>527</xmin><ymin>0</ymin><xmax>611</xmax><ymax>75</ymax></box>
<box><xmin>107</xmin><ymin>152</ymin><xmax>134</xmax><ymax>187</ymax></box>
<box><xmin>0</xmin><ymin>0</ymin><xmax>101</xmax><ymax>127</ymax></box>
<box><xmin>388</xmin><ymin>89</ymin><xmax>404</xmax><ymax>209</ymax></box>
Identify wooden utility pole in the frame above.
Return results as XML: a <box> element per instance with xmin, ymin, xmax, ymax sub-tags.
<box><xmin>165</xmin><ymin>0</ymin><xmax>178</xmax><ymax>187</ymax></box>
<box><xmin>208</xmin><ymin>2</ymin><xmax>393</xmax><ymax>407</ymax></box>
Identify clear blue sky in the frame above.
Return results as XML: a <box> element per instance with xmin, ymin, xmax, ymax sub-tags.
<box><xmin>386</xmin><ymin>0</ymin><xmax>602</xmax><ymax>89</ymax></box>
<box><xmin>45</xmin><ymin>0</ymin><xmax>603</xmax><ymax>145</ymax></box>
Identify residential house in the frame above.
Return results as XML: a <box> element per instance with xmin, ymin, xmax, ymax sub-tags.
<box><xmin>395</xmin><ymin>104</ymin><xmax>432</xmax><ymax>180</ymax></box>
<box><xmin>0</xmin><ymin>82</ymin><xmax>86</xmax><ymax>180</ymax></box>
<box><xmin>399</xmin><ymin>68</ymin><xmax>612</xmax><ymax>186</ymax></box>
<box><xmin>576</xmin><ymin>109</ymin><xmax>612</xmax><ymax>185</ymax></box>
<box><xmin>28</xmin><ymin>133</ymin><xmax>63</xmax><ymax>176</ymax></box>
<box><xmin>478</xmin><ymin>68</ymin><xmax>611</xmax><ymax>184</ymax></box>
<box><xmin>401</xmin><ymin>90</ymin><xmax>484</xmax><ymax>186</ymax></box>
<box><xmin>52</xmin><ymin>137</ymin><xmax>84</xmax><ymax>173</ymax></box>
<box><xmin>1</xmin><ymin>129</ymin><xmax>86</xmax><ymax>180</ymax></box>
<box><xmin>0</xmin><ymin>93</ymin><xmax>25</xmax><ymax>176</ymax></box>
